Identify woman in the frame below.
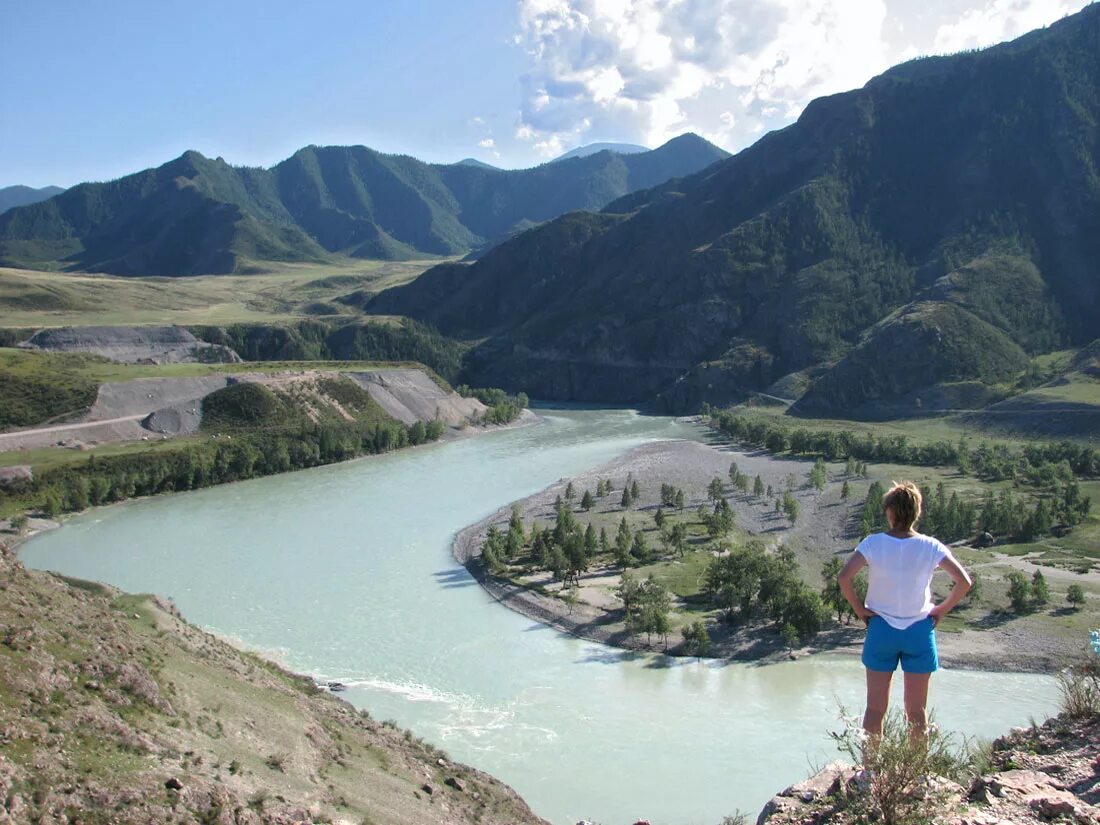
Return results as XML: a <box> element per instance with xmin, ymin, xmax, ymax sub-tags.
<box><xmin>838</xmin><ymin>481</ymin><xmax>972</xmax><ymax>738</ymax></box>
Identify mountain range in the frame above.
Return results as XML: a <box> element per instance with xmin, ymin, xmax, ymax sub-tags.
<box><xmin>0</xmin><ymin>135</ymin><xmax>728</xmax><ymax>276</ymax></box>
<box><xmin>0</xmin><ymin>185</ymin><xmax>64</xmax><ymax>215</ymax></box>
<box><xmin>554</xmin><ymin>142</ymin><xmax>650</xmax><ymax>161</ymax></box>
<box><xmin>371</xmin><ymin>4</ymin><xmax>1100</xmax><ymax>416</ymax></box>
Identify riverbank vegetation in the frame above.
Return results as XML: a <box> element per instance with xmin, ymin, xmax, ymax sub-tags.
<box><xmin>1</xmin><ymin>414</ymin><xmax>445</xmax><ymax>519</ymax></box>
<box><xmin>468</xmin><ymin>420</ymin><xmax>1099</xmax><ymax>666</ymax></box>
<box><xmin>455</xmin><ymin>385</ymin><xmax>530</xmax><ymax>425</ymax></box>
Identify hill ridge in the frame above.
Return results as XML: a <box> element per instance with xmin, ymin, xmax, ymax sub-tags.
<box><xmin>0</xmin><ymin>134</ymin><xmax>729</xmax><ymax>275</ymax></box>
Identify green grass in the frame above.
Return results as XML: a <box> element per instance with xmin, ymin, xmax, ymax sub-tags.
<box><xmin>0</xmin><ymin>349</ymin><xmax>100</xmax><ymax>427</ymax></box>
<box><xmin>0</xmin><ymin>259</ymin><xmax>436</xmax><ymax>328</ymax></box>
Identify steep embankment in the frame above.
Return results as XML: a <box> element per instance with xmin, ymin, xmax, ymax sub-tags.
<box><xmin>20</xmin><ymin>325</ymin><xmax>241</xmax><ymax>365</ymax></box>
<box><xmin>372</xmin><ymin>6</ymin><xmax>1100</xmax><ymax>414</ymax></box>
<box><xmin>0</xmin><ymin>368</ymin><xmax>487</xmax><ymax>451</ymax></box>
<box><xmin>0</xmin><ymin>546</ymin><xmax>546</xmax><ymax>824</ymax></box>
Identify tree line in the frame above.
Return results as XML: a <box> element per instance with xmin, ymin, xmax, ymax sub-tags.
<box><xmin>707</xmin><ymin>410</ymin><xmax>1100</xmax><ymax>483</ymax></box>
<box><xmin>455</xmin><ymin>386</ymin><xmax>530</xmax><ymax>425</ymax></box>
<box><xmin>6</xmin><ymin>417</ymin><xmax>445</xmax><ymax>518</ymax></box>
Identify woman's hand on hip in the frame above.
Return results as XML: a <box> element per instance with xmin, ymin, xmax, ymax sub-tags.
<box><xmin>928</xmin><ymin>604</ymin><xmax>947</xmax><ymax>627</ymax></box>
<box><xmin>857</xmin><ymin>607</ymin><xmax>877</xmax><ymax>625</ymax></box>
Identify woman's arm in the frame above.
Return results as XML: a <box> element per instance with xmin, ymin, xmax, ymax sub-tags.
<box><xmin>928</xmin><ymin>553</ymin><xmax>972</xmax><ymax>626</ymax></box>
<box><xmin>838</xmin><ymin>551</ymin><xmax>874</xmax><ymax>622</ymax></box>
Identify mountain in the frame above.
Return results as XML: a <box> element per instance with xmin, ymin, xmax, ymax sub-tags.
<box><xmin>554</xmin><ymin>142</ymin><xmax>650</xmax><ymax>161</ymax></box>
<box><xmin>456</xmin><ymin>157</ymin><xmax>499</xmax><ymax>169</ymax></box>
<box><xmin>370</xmin><ymin>6</ymin><xmax>1100</xmax><ymax>416</ymax></box>
<box><xmin>0</xmin><ymin>184</ymin><xmax>64</xmax><ymax>215</ymax></box>
<box><xmin>0</xmin><ymin>133</ymin><xmax>729</xmax><ymax>276</ymax></box>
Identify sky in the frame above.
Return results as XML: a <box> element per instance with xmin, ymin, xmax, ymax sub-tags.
<box><xmin>0</xmin><ymin>0</ymin><xmax>1092</xmax><ymax>188</ymax></box>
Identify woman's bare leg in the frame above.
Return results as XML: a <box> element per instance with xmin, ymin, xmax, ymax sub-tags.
<box><xmin>903</xmin><ymin>671</ymin><xmax>931</xmax><ymax>740</ymax></box>
<box><xmin>864</xmin><ymin>669</ymin><xmax>893</xmax><ymax>736</ymax></box>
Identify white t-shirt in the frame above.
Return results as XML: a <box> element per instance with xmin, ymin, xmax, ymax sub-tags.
<box><xmin>856</xmin><ymin>532</ymin><xmax>952</xmax><ymax>630</ymax></box>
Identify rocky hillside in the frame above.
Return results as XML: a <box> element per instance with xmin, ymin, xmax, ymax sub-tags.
<box><xmin>0</xmin><ymin>546</ymin><xmax>546</xmax><ymax>824</ymax></box>
<box><xmin>20</xmin><ymin>325</ymin><xmax>241</xmax><ymax>365</ymax></box>
<box><xmin>371</xmin><ymin>6</ymin><xmax>1100</xmax><ymax>415</ymax></box>
<box><xmin>0</xmin><ymin>135</ymin><xmax>727</xmax><ymax>275</ymax></box>
<box><xmin>758</xmin><ymin>713</ymin><xmax>1100</xmax><ymax>825</ymax></box>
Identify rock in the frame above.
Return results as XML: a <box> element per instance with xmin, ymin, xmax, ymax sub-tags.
<box><xmin>164</xmin><ymin>777</ymin><xmax>183</xmax><ymax>791</ymax></box>
<box><xmin>987</xmin><ymin>769</ymin><xmax>1066</xmax><ymax>797</ymax></box>
<box><xmin>980</xmin><ymin>770</ymin><xmax>1098</xmax><ymax>823</ymax></box>
<box><xmin>420</xmin><ymin>783</ymin><xmax>434</xmax><ymax>796</ymax></box>
<box><xmin>756</xmin><ymin>795</ymin><xmax>805</xmax><ymax>825</ymax></box>
<box><xmin>327</xmin><ymin>681</ymin><xmax>347</xmax><ymax>692</ymax></box>
<box><xmin>444</xmin><ymin>776</ymin><xmax>466</xmax><ymax>792</ymax></box>
<box><xmin>437</xmin><ymin>757</ymin><xmax>448</xmax><ymax>767</ymax></box>
<box><xmin>0</xmin><ymin>466</ymin><xmax>32</xmax><ymax>488</ymax></box>
<box><xmin>782</xmin><ymin>760</ymin><xmax>854</xmax><ymax>803</ymax></box>
<box><xmin>83</xmin><ymin>680</ymin><xmax>100</xmax><ymax>692</ymax></box>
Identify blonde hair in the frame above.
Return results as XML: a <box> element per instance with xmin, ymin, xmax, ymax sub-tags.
<box><xmin>882</xmin><ymin>481</ymin><xmax>922</xmax><ymax>530</ymax></box>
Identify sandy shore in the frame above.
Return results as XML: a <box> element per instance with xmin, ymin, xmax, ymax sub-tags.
<box><xmin>453</xmin><ymin>437</ymin><xmax>1074</xmax><ymax>674</ymax></box>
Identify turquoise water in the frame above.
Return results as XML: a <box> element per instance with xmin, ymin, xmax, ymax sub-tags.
<box><xmin>21</xmin><ymin>408</ymin><xmax>1060</xmax><ymax>825</ymax></box>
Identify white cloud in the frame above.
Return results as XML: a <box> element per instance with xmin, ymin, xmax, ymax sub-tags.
<box><xmin>510</xmin><ymin>0</ymin><xmax>1094</xmax><ymax>159</ymax></box>
<box><xmin>477</xmin><ymin>137</ymin><xmax>501</xmax><ymax>158</ymax></box>
<box><xmin>932</xmin><ymin>0</ymin><xmax>1089</xmax><ymax>54</ymax></box>
<box><xmin>513</xmin><ymin>0</ymin><xmax>893</xmax><ymax>155</ymax></box>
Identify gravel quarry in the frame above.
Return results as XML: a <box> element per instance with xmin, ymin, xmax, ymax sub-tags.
<box><xmin>19</xmin><ymin>325</ymin><xmax>241</xmax><ymax>364</ymax></box>
<box><xmin>0</xmin><ymin>368</ymin><xmax>486</xmax><ymax>451</ymax></box>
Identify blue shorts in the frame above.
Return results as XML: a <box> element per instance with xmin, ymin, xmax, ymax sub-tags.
<box><xmin>861</xmin><ymin>616</ymin><xmax>938</xmax><ymax>673</ymax></box>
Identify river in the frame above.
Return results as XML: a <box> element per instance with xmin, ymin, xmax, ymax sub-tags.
<box><xmin>20</xmin><ymin>408</ymin><xmax>1060</xmax><ymax>825</ymax></box>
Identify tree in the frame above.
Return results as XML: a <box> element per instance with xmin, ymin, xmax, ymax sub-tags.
<box><xmin>654</xmin><ymin>507</ymin><xmax>666</xmax><ymax>528</ymax></box>
<box><xmin>782</xmin><ymin>492</ymin><xmax>800</xmax><ymax>524</ymax></box>
<box><xmin>621</xmin><ymin>486</ymin><xmax>633</xmax><ymax>509</ymax></box>
<box><xmin>753</xmin><ymin>475</ymin><xmax>765</xmax><ymax>497</ymax></box>
<box><xmin>728</xmin><ymin>461</ymin><xmax>739</xmax><ymax>483</ymax></box>
<box><xmin>670</xmin><ymin>522</ymin><xmax>688</xmax><ymax>557</ymax></box>
<box><xmin>599</xmin><ymin>527</ymin><xmax>610</xmax><ymax>555</ymax></box>
<box><xmin>43</xmin><ymin>491</ymin><xmax>62</xmax><ymax>519</ymax></box>
<box><xmin>682</xmin><ymin>621</ymin><xmax>711</xmax><ymax>658</ymax></box>
<box><xmin>631</xmin><ymin>530</ymin><xmax>651</xmax><ymax>564</ymax></box>
<box><xmin>1006</xmin><ymin>571</ymin><xmax>1030</xmax><ymax>612</ymax></box>
<box><xmin>707</xmin><ymin>477</ymin><xmax>725</xmax><ymax>504</ymax></box>
<box><xmin>841</xmin><ymin>480</ymin><xmax>851</xmax><ymax>500</ymax></box>
<box><xmin>630</xmin><ymin>479</ymin><xmax>640</xmax><ymax>500</ymax></box>
<box><xmin>1066</xmin><ymin>583</ymin><xmax>1086</xmax><ymax>610</ymax></box>
<box><xmin>708</xmin><ymin>498</ymin><xmax>735</xmax><ymax>537</ymax></box>
<box><xmin>584</xmin><ymin>523</ymin><xmax>598</xmax><ymax>555</ymax></box>
<box><xmin>1030</xmin><ymin>569</ymin><xmax>1050</xmax><ymax>608</ymax></box>
<box><xmin>10</xmin><ymin>513</ymin><xmax>28</xmax><ymax>535</ymax></box>
<box><xmin>564</xmin><ymin>481</ymin><xmax>575</xmax><ymax>501</ymax></box>
<box><xmin>810</xmin><ymin>458</ymin><xmax>827</xmax><ymax>490</ymax></box>
<box><xmin>820</xmin><ymin>557</ymin><xmax>846</xmax><ymax>622</ymax></box>
<box><xmin>674</xmin><ymin>489</ymin><xmax>686</xmax><ymax>512</ymax></box>
<box><xmin>509</xmin><ymin>505</ymin><xmax>524</xmax><ymax>537</ymax></box>
<box><xmin>615</xmin><ymin>518</ymin><xmax>632</xmax><ymax>568</ymax></box>
<box><xmin>563</xmin><ymin>532</ymin><xmax>588</xmax><ymax>586</ymax></box>
<box><xmin>581</xmin><ymin>490</ymin><xmax>595</xmax><ymax>511</ymax></box>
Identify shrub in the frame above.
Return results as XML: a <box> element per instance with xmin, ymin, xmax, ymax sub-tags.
<box><xmin>1057</xmin><ymin>632</ymin><xmax>1100</xmax><ymax>719</ymax></box>
<box><xmin>831</xmin><ymin>708</ymin><xmax>971</xmax><ymax>825</ymax></box>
